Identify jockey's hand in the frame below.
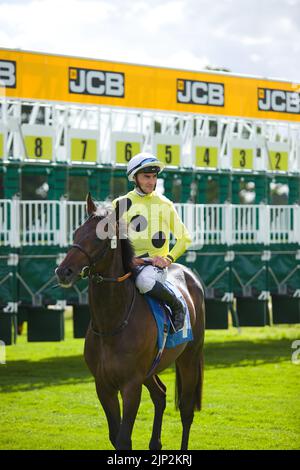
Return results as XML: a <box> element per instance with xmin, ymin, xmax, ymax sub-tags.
<box><xmin>131</xmin><ymin>257</ymin><xmax>146</xmax><ymax>267</ymax></box>
<box><xmin>131</xmin><ymin>256</ymin><xmax>171</xmax><ymax>268</ymax></box>
<box><xmin>151</xmin><ymin>256</ymin><xmax>171</xmax><ymax>268</ymax></box>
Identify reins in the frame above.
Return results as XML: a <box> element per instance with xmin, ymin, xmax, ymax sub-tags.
<box><xmin>91</xmin><ymin>284</ymin><xmax>136</xmax><ymax>337</ymax></box>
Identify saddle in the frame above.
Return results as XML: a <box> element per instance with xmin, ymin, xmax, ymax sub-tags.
<box><xmin>144</xmin><ymin>280</ymin><xmax>193</xmax><ymax>377</ymax></box>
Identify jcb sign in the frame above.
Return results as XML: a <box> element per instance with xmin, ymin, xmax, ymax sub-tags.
<box><xmin>69</xmin><ymin>67</ymin><xmax>124</xmax><ymax>97</ymax></box>
<box><xmin>0</xmin><ymin>60</ymin><xmax>16</xmax><ymax>88</ymax></box>
<box><xmin>258</xmin><ymin>88</ymin><xmax>300</xmax><ymax>114</ymax></box>
<box><xmin>177</xmin><ymin>79</ymin><xmax>224</xmax><ymax>106</ymax></box>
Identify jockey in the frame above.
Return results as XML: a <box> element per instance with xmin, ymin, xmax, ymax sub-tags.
<box><xmin>113</xmin><ymin>152</ymin><xmax>192</xmax><ymax>332</ymax></box>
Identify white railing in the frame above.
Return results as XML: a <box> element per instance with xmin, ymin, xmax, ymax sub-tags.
<box><xmin>0</xmin><ymin>199</ymin><xmax>299</xmax><ymax>248</ymax></box>
<box><xmin>66</xmin><ymin>201</ymin><xmax>87</xmax><ymax>245</ymax></box>
<box><xmin>19</xmin><ymin>200</ymin><xmax>60</xmax><ymax>246</ymax></box>
<box><xmin>203</xmin><ymin>205</ymin><xmax>226</xmax><ymax>245</ymax></box>
<box><xmin>269</xmin><ymin>205</ymin><xmax>298</xmax><ymax>244</ymax></box>
<box><xmin>231</xmin><ymin>205</ymin><xmax>261</xmax><ymax>244</ymax></box>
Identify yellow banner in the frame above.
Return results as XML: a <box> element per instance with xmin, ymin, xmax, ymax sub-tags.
<box><xmin>0</xmin><ymin>48</ymin><xmax>299</xmax><ymax>122</ymax></box>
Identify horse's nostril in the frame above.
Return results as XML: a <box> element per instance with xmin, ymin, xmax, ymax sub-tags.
<box><xmin>56</xmin><ymin>266</ymin><xmax>73</xmax><ymax>282</ymax></box>
<box><xmin>66</xmin><ymin>267</ymin><xmax>73</xmax><ymax>276</ymax></box>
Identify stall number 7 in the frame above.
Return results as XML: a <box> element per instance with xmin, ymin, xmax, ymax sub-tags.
<box><xmin>71</xmin><ymin>138</ymin><xmax>97</xmax><ymax>162</ymax></box>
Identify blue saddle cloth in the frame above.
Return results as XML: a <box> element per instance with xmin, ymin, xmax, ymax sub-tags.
<box><xmin>144</xmin><ymin>281</ymin><xmax>193</xmax><ymax>351</ymax></box>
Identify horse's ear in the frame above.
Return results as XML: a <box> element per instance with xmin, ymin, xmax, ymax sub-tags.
<box><xmin>86</xmin><ymin>192</ymin><xmax>97</xmax><ymax>216</ymax></box>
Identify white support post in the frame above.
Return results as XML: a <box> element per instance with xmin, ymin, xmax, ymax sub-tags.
<box><xmin>295</xmin><ymin>205</ymin><xmax>300</xmax><ymax>244</ymax></box>
<box><xmin>59</xmin><ymin>197</ymin><xmax>68</xmax><ymax>247</ymax></box>
<box><xmin>261</xmin><ymin>204</ymin><xmax>270</xmax><ymax>245</ymax></box>
<box><xmin>224</xmin><ymin>203</ymin><xmax>232</xmax><ymax>246</ymax></box>
<box><xmin>10</xmin><ymin>196</ymin><xmax>20</xmax><ymax>248</ymax></box>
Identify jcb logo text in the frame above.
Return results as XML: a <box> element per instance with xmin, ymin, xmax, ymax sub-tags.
<box><xmin>69</xmin><ymin>67</ymin><xmax>124</xmax><ymax>97</ymax></box>
<box><xmin>0</xmin><ymin>60</ymin><xmax>16</xmax><ymax>88</ymax></box>
<box><xmin>258</xmin><ymin>88</ymin><xmax>300</xmax><ymax>114</ymax></box>
<box><xmin>177</xmin><ymin>79</ymin><xmax>224</xmax><ymax>106</ymax></box>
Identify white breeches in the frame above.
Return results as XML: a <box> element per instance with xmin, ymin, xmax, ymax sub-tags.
<box><xmin>135</xmin><ymin>265</ymin><xmax>168</xmax><ymax>294</ymax></box>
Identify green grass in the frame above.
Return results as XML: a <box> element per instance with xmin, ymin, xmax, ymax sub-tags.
<box><xmin>1</xmin><ymin>318</ymin><xmax>300</xmax><ymax>450</ymax></box>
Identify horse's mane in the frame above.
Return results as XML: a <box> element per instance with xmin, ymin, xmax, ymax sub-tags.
<box><xmin>93</xmin><ymin>204</ymin><xmax>135</xmax><ymax>273</ymax></box>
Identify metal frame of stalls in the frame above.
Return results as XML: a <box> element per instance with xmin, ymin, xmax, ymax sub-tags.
<box><xmin>231</xmin><ymin>172</ymin><xmax>268</xmax><ymax>204</ymax></box>
<box><xmin>180</xmin><ymin>247</ymin><xmax>234</xmax><ymax>329</ymax></box>
<box><xmin>229</xmin><ymin>247</ymin><xmax>270</xmax><ymax>327</ymax></box>
<box><xmin>0</xmin><ymin>165</ymin><xmax>4</xmax><ymax>199</ymax></box>
<box><xmin>267</xmin><ymin>173</ymin><xmax>300</xmax><ymax>205</ymax></box>
<box><xmin>16</xmin><ymin>246</ymin><xmax>89</xmax><ymax>342</ymax></box>
<box><xmin>1</xmin><ymin>166</ymin><xmax>300</xmax><ymax>336</ymax></box>
<box><xmin>267</xmin><ymin>245</ymin><xmax>300</xmax><ymax>324</ymax></box>
<box><xmin>0</xmin><ymin>161</ymin><xmax>138</xmax><ymax>343</ymax></box>
<box><xmin>1</xmin><ymin>162</ymin><xmax>85</xmax><ymax>342</ymax></box>
<box><xmin>1</xmin><ymin>198</ymin><xmax>299</xmax><ymax>342</ymax></box>
<box><xmin>0</xmin><ymin>248</ymin><xmax>18</xmax><ymax>345</ymax></box>
<box><xmin>4</xmin><ymin>247</ymin><xmax>90</xmax><ymax>343</ymax></box>
<box><xmin>1</xmin><ymin>98</ymin><xmax>300</xmax><ymax>337</ymax></box>
<box><xmin>223</xmin><ymin>171</ymin><xmax>267</xmax><ymax>326</ymax></box>
<box><xmin>180</xmin><ymin>245</ymin><xmax>299</xmax><ymax>329</ymax></box>
<box><xmin>177</xmin><ymin>168</ymin><xmax>300</xmax><ymax>328</ymax></box>
<box><xmin>174</xmin><ymin>169</ymin><xmax>257</xmax><ymax>328</ymax></box>
<box><xmin>232</xmin><ymin>170</ymin><xmax>299</xmax><ymax>326</ymax></box>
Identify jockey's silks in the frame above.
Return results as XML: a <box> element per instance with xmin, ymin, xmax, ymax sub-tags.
<box><xmin>113</xmin><ymin>190</ymin><xmax>192</xmax><ymax>261</ymax></box>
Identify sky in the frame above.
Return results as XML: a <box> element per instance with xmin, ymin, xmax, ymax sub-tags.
<box><xmin>0</xmin><ymin>0</ymin><xmax>299</xmax><ymax>81</ymax></box>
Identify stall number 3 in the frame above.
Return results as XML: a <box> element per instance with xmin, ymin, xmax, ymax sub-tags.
<box><xmin>239</xmin><ymin>149</ymin><xmax>247</xmax><ymax>167</ymax></box>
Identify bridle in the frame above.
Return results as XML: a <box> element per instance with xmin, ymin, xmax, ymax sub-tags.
<box><xmin>70</xmin><ymin>238</ymin><xmax>135</xmax><ymax>337</ymax></box>
<box><xmin>71</xmin><ymin>239</ymin><xmax>132</xmax><ymax>284</ymax></box>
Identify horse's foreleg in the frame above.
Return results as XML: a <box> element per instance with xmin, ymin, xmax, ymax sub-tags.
<box><xmin>144</xmin><ymin>375</ymin><xmax>166</xmax><ymax>450</ymax></box>
<box><xmin>95</xmin><ymin>380</ymin><xmax>121</xmax><ymax>449</ymax></box>
<box><xmin>116</xmin><ymin>381</ymin><xmax>142</xmax><ymax>450</ymax></box>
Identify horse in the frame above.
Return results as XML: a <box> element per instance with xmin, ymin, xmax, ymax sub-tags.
<box><xmin>55</xmin><ymin>193</ymin><xmax>205</xmax><ymax>450</ymax></box>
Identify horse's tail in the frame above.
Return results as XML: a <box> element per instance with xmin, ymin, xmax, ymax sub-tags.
<box><xmin>175</xmin><ymin>364</ymin><xmax>180</xmax><ymax>410</ymax></box>
<box><xmin>174</xmin><ymin>263</ymin><xmax>205</xmax><ymax>411</ymax></box>
<box><xmin>175</xmin><ymin>349</ymin><xmax>204</xmax><ymax>411</ymax></box>
<box><xmin>196</xmin><ymin>349</ymin><xmax>204</xmax><ymax>411</ymax></box>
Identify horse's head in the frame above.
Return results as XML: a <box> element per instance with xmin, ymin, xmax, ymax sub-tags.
<box><xmin>55</xmin><ymin>193</ymin><xmax>117</xmax><ymax>288</ymax></box>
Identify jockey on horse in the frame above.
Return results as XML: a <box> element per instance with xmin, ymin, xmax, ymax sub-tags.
<box><xmin>113</xmin><ymin>152</ymin><xmax>192</xmax><ymax>333</ymax></box>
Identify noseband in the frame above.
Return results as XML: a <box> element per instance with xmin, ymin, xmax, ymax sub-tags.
<box><xmin>71</xmin><ymin>240</ymin><xmax>132</xmax><ymax>284</ymax></box>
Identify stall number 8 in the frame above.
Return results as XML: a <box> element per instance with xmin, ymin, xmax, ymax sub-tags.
<box><xmin>34</xmin><ymin>138</ymin><xmax>43</xmax><ymax>157</ymax></box>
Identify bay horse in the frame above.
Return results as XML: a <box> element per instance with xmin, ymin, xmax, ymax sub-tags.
<box><xmin>55</xmin><ymin>194</ymin><xmax>205</xmax><ymax>450</ymax></box>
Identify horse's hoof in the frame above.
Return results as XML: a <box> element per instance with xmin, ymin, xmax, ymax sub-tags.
<box><xmin>149</xmin><ymin>440</ymin><xmax>162</xmax><ymax>451</ymax></box>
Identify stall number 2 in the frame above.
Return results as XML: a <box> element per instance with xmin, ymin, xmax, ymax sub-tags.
<box><xmin>269</xmin><ymin>151</ymin><xmax>288</xmax><ymax>171</ymax></box>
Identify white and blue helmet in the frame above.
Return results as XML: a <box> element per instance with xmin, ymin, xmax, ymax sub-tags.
<box><xmin>127</xmin><ymin>153</ymin><xmax>165</xmax><ymax>182</ymax></box>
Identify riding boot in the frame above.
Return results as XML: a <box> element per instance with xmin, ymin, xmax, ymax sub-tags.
<box><xmin>147</xmin><ymin>281</ymin><xmax>185</xmax><ymax>333</ymax></box>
